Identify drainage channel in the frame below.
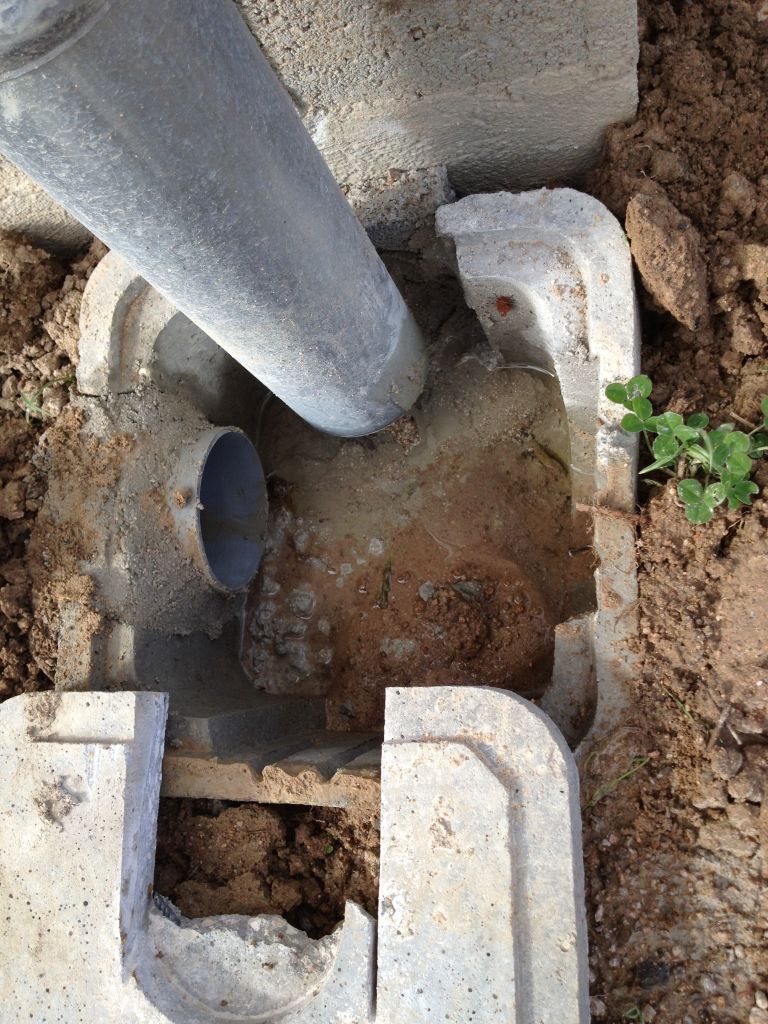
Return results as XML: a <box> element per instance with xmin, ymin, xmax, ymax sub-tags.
<box><xmin>160</xmin><ymin>249</ymin><xmax>595</xmax><ymax>811</ymax></box>
<box><xmin>0</xmin><ymin>187</ymin><xmax>639</xmax><ymax>1023</ymax></box>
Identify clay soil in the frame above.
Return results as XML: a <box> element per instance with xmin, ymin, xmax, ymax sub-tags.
<box><xmin>583</xmin><ymin>2</ymin><xmax>768</xmax><ymax>1020</ymax></box>
<box><xmin>0</xmin><ymin>234</ymin><xmax>104</xmax><ymax>700</ymax></box>
<box><xmin>243</xmin><ymin>316</ymin><xmax>583</xmax><ymax>731</ymax></box>
<box><xmin>154</xmin><ymin>800</ymin><xmax>379</xmax><ymax>938</ymax></box>
<box><xmin>3</xmin><ymin>0</ymin><xmax>768</xmax><ymax>1018</ymax></box>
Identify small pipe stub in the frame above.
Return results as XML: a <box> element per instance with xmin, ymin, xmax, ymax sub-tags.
<box><xmin>171</xmin><ymin>428</ymin><xmax>268</xmax><ymax>593</ymax></box>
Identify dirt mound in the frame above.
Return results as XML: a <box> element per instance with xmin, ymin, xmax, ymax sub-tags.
<box><xmin>585</xmin><ymin>1</ymin><xmax>768</xmax><ymax>1019</ymax></box>
<box><xmin>587</xmin><ymin>0</ymin><xmax>768</xmax><ymax>419</ymax></box>
<box><xmin>0</xmin><ymin>234</ymin><xmax>102</xmax><ymax>700</ymax></box>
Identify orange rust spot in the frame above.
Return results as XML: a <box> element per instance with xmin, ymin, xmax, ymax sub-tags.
<box><xmin>495</xmin><ymin>296</ymin><xmax>514</xmax><ymax>316</ymax></box>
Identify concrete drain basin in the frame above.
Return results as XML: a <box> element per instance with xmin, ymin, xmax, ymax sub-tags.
<box><xmin>0</xmin><ymin>0</ymin><xmax>647</xmax><ymax>1012</ymax></box>
<box><xmin>0</xmin><ymin>188</ymin><xmax>640</xmax><ymax>1022</ymax></box>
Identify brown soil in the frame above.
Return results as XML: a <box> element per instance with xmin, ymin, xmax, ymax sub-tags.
<box><xmin>246</xmin><ymin>364</ymin><xmax>576</xmax><ymax>732</ymax></box>
<box><xmin>154</xmin><ymin>799</ymin><xmax>379</xmax><ymax>938</ymax></box>
<box><xmin>583</xmin><ymin>1</ymin><xmax>768</xmax><ymax>1020</ymax></box>
<box><xmin>243</xmin><ymin>259</ymin><xmax>589</xmax><ymax>731</ymax></box>
<box><xmin>0</xmin><ymin>234</ymin><xmax>104</xmax><ymax>700</ymax></box>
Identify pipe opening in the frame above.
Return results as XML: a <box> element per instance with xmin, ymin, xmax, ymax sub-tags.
<box><xmin>198</xmin><ymin>430</ymin><xmax>268</xmax><ymax>591</ymax></box>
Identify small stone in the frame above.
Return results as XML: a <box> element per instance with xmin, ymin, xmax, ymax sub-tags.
<box><xmin>452</xmin><ymin>579</ymin><xmax>484</xmax><ymax>601</ymax></box>
<box><xmin>589</xmin><ymin>996</ymin><xmax>606</xmax><ymax>1018</ymax></box>
<box><xmin>41</xmin><ymin>386</ymin><xmax>67</xmax><ymax>417</ymax></box>
<box><xmin>292</xmin><ymin>530</ymin><xmax>310</xmax><ymax>553</ymax></box>
<box><xmin>418</xmin><ymin>581</ymin><xmax>436</xmax><ymax>602</ymax></box>
<box><xmin>284</xmin><ymin>641</ymin><xmax>310</xmax><ymax>674</ymax></box>
<box><xmin>625</xmin><ymin>193</ymin><xmax>709</xmax><ymax>330</ymax></box>
<box><xmin>755</xmin><ymin>991</ymin><xmax>768</xmax><ymax>1010</ymax></box>
<box><xmin>721</xmin><ymin>171</ymin><xmax>757</xmax><ymax>219</ymax></box>
<box><xmin>368</xmin><ymin>537</ymin><xmax>385</xmax><ymax>556</ymax></box>
<box><xmin>0</xmin><ymin>481</ymin><xmax>26</xmax><ymax>520</ymax></box>
<box><xmin>750</xmin><ymin>1009</ymin><xmax>768</xmax><ymax>1024</ymax></box>
<box><xmin>697</xmin><ymin>819</ymin><xmax>757</xmax><ymax>858</ymax></box>
<box><xmin>727</xmin><ymin>770</ymin><xmax>762</xmax><ymax>804</ymax></box>
<box><xmin>340</xmin><ymin>563</ymin><xmax>353</xmax><ymax>576</ymax></box>
<box><xmin>33</xmin><ymin>351</ymin><xmax>62</xmax><ymax>377</ymax></box>
<box><xmin>691</xmin><ymin>779</ymin><xmax>729</xmax><ymax>810</ymax></box>
<box><xmin>286</xmin><ymin>587</ymin><xmax>316</xmax><ymax>618</ymax></box>
<box><xmin>726</xmin><ymin>800</ymin><xmax>760</xmax><ymax>838</ymax></box>
<box><xmin>254</xmin><ymin>601</ymin><xmax>277</xmax><ymax>626</ymax></box>
<box><xmin>710</xmin><ymin>746</ymin><xmax>743</xmax><ymax>780</ymax></box>
<box><xmin>380</xmin><ymin>637</ymin><xmax>417</xmax><ymax>660</ymax></box>
<box><xmin>725</xmin><ymin>302</ymin><xmax>764</xmax><ymax>357</ymax></box>
<box><xmin>1</xmin><ymin>375</ymin><xmax>18</xmax><ymax>399</ymax></box>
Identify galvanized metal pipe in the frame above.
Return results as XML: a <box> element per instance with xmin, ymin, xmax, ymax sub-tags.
<box><xmin>0</xmin><ymin>0</ymin><xmax>426</xmax><ymax>436</ymax></box>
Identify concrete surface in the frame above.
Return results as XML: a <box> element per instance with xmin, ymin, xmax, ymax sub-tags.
<box><xmin>0</xmin><ymin>152</ymin><xmax>90</xmax><ymax>254</ymax></box>
<box><xmin>141</xmin><ymin>903</ymin><xmax>375</xmax><ymax>1023</ymax></box>
<box><xmin>377</xmin><ymin>686</ymin><xmax>589</xmax><ymax>1023</ymax></box>
<box><xmin>0</xmin><ymin>1</ymin><xmax>637</xmax><ymax>252</ymax></box>
<box><xmin>242</xmin><ymin>0</ymin><xmax>638</xmax><ymax>193</ymax></box>
<box><xmin>0</xmin><ymin>690</ymin><xmax>376</xmax><ymax>1023</ymax></box>
<box><xmin>437</xmin><ymin>187</ymin><xmax>641</xmax><ymax>746</ymax></box>
<box><xmin>0</xmin><ymin>690</ymin><xmax>168</xmax><ymax>1022</ymax></box>
<box><xmin>0</xmin><ymin>685</ymin><xmax>588</xmax><ymax>1022</ymax></box>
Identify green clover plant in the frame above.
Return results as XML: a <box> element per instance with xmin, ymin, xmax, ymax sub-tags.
<box><xmin>606</xmin><ymin>375</ymin><xmax>768</xmax><ymax>524</ymax></box>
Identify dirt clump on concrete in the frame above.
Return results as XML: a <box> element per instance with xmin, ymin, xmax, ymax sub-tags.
<box><xmin>154</xmin><ymin>799</ymin><xmax>379</xmax><ymax>939</ymax></box>
<box><xmin>585</xmin><ymin>1</ymin><xmax>768</xmax><ymax>1019</ymax></box>
<box><xmin>0</xmin><ymin>234</ymin><xmax>102</xmax><ymax>701</ymax></box>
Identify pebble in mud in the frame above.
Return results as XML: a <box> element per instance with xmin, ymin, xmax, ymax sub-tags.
<box><xmin>379</xmin><ymin>637</ymin><xmax>417</xmax><ymax>660</ymax></box>
<box><xmin>286</xmin><ymin>586</ymin><xmax>315</xmax><ymax>618</ymax></box>
<box><xmin>710</xmin><ymin>746</ymin><xmax>743</xmax><ymax>780</ymax></box>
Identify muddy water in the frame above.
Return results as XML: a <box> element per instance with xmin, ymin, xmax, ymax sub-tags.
<box><xmin>244</xmin><ymin>353</ymin><xmax>592</xmax><ymax>732</ymax></box>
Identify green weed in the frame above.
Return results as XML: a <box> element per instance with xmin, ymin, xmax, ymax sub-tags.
<box><xmin>606</xmin><ymin>375</ymin><xmax>768</xmax><ymax>524</ymax></box>
<box><xmin>623</xmin><ymin>1006</ymin><xmax>645</xmax><ymax>1022</ymax></box>
<box><xmin>585</xmin><ymin>754</ymin><xmax>650</xmax><ymax>810</ymax></box>
<box><xmin>19</xmin><ymin>374</ymin><xmax>76</xmax><ymax>423</ymax></box>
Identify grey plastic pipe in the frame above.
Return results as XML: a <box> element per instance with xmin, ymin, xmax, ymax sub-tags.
<box><xmin>0</xmin><ymin>0</ymin><xmax>426</xmax><ymax>436</ymax></box>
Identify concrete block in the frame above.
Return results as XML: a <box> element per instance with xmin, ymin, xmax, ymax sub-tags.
<box><xmin>437</xmin><ymin>188</ymin><xmax>641</xmax><ymax>744</ymax></box>
<box><xmin>0</xmin><ymin>690</ymin><xmax>376</xmax><ymax>1023</ymax></box>
<box><xmin>140</xmin><ymin>902</ymin><xmax>375</xmax><ymax>1023</ymax></box>
<box><xmin>1</xmin><ymin>686</ymin><xmax>589</xmax><ymax>1020</ymax></box>
<box><xmin>0</xmin><ymin>690</ymin><xmax>168</xmax><ymax>1022</ymax></box>
<box><xmin>240</xmin><ymin>0</ymin><xmax>638</xmax><ymax>193</ymax></box>
<box><xmin>0</xmin><ymin>153</ymin><xmax>90</xmax><ymax>254</ymax></box>
<box><xmin>377</xmin><ymin>686</ymin><xmax>589</xmax><ymax>1023</ymax></box>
